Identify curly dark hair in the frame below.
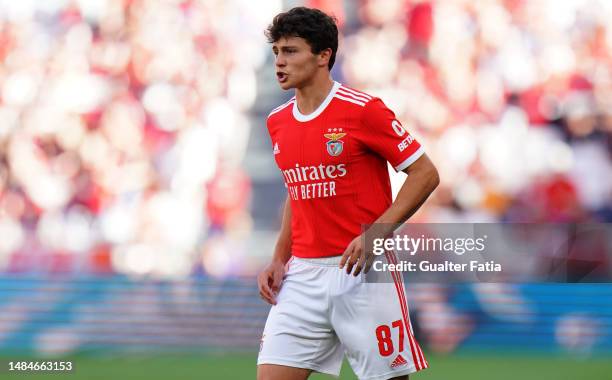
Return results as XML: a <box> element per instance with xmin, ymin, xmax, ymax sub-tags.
<box><xmin>265</xmin><ymin>7</ymin><xmax>338</xmax><ymax>70</ymax></box>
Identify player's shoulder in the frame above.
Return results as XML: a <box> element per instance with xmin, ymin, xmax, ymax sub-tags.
<box><xmin>267</xmin><ymin>96</ymin><xmax>296</xmax><ymax>122</ymax></box>
<box><xmin>333</xmin><ymin>84</ymin><xmax>378</xmax><ymax>109</ymax></box>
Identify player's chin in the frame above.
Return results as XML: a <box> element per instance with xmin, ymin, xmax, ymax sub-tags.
<box><xmin>278</xmin><ymin>80</ymin><xmax>293</xmax><ymax>90</ymax></box>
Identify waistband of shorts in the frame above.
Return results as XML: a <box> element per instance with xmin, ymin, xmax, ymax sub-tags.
<box><xmin>292</xmin><ymin>255</ymin><xmax>343</xmax><ymax>267</ymax></box>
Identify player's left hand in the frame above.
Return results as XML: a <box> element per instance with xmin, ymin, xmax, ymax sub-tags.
<box><xmin>339</xmin><ymin>235</ymin><xmax>374</xmax><ymax>276</ymax></box>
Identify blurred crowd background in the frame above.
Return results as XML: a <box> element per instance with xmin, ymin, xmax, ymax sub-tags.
<box><xmin>0</xmin><ymin>0</ymin><xmax>610</xmax><ymax>360</ymax></box>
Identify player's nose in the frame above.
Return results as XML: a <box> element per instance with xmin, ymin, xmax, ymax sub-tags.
<box><xmin>275</xmin><ymin>54</ymin><xmax>286</xmax><ymax>67</ymax></box>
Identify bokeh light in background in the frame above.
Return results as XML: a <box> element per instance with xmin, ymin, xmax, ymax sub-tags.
<box><xmin>0</xmin><ymin>0</ymin><xmax>282</xmax><ymax>278</ymax></box>
<box><xmin>0</xmin><ymin>0</ymin><xmax>610</xmax><ymax>279</ymax></box>
<box><xmin>341</xmin><ymin>0</ymin><xmax>612</xmax><ymax>224</ymax></box>
<box><xmin>0</xmin><ymin>0</ymin><xmax>610</xmax><ymax>370</ymax></box>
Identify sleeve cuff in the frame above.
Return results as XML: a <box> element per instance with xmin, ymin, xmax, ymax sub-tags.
<box><xmin>394</xmin><ymin>146</ymin><xmax>425</xmax><ymax>172</ymax></box>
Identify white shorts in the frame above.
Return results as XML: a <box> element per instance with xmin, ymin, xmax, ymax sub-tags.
<box><xmin>257</xmin><ymin>254</ymin><xmax>428</xmax><ymax>380</ymax></box>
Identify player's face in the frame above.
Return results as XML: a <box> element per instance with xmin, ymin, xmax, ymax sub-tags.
<box><xmin>272</xmin><ymin>37</ymin><xmax>321</xmax><ymax>90</ymax></box>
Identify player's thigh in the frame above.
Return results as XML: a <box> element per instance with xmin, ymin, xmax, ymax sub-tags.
<box><xmin>258</xmin><ymin>259</ymin><xmax>344</xmax><ymax>377</ymax></box>
<box><xmin>258</xmin><ymin>304</ymin><xmax>343</xmax><ymax>377</ymax></box>
<box><xmin>257</xmin><ymin>364</ymin><xmax>311</xmax><ymax>380</ymax></box>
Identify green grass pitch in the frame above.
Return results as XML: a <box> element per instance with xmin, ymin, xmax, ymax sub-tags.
<box><xmin>1</xmin><ymin>351</ymin><xmax>611</xmax><ymax>379</ymax></box>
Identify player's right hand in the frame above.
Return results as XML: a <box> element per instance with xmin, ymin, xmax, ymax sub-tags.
<box><xmin>257</xmin><ymin>260</ymin><xmax>286</xmax><ymax>305</ymax></box>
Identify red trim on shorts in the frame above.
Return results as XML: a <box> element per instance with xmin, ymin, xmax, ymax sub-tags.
<box><xmin>390</xmin><ymin>252</ymin><xmax>428</xmax><ymax>369</ymax></box>
<box><xmin>385</xmin><ymin>252</ymin><xmax>421</xmax><ymax>370</ymax></box>
<box><xmin>384</xmin><ymin>252</ymin><xmax>428</xmax><ymax>370</ymax></box>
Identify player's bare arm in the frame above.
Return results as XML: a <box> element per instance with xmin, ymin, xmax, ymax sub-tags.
<box><xmin>258</xmin><ymin>195</ymin><xmax>292</xmax><ymax>305</ymax></box>
<box><xmin>340</xmin><ymin>153</ymin><xmax>439</xmax><ymax>276</ymax></box>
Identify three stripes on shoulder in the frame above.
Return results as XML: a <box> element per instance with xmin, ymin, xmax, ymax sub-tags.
<box><xmin>268</xmin><ymin>85</ymin><xmax>374</xmax><ymax>117</ymax></box>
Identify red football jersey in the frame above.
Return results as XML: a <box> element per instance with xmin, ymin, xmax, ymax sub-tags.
<box><xmin>267</xmin><ymin>82</ymin><xmax>424</xmax><ymax>258</ymax></box>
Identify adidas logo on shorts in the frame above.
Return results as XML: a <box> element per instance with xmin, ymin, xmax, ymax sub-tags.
<box><xmin>390</xmin><ymin>354</ymin><xmax>408</xmax><ymax>368</ymax></box>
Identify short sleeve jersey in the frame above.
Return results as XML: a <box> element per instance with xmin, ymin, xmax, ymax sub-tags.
<box><xmin>267</xmin><ymin>82</ymin><xmax>424</xmax><ymax>258</ymax></box>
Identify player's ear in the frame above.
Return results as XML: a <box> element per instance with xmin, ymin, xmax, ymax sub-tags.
<box><xmin>318</xmin><ymin>48</ymin><xmax>332</xmax><ymax>68</ymax></box>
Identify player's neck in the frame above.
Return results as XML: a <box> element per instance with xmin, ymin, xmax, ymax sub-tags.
<box><xmin>294</xmin><ymin>75</ymin><xmax>334</xmax><ymax>115</ymax></box>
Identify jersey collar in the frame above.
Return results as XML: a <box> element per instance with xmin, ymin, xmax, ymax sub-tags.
<box><xmin>292</xmin><ymin>81</ymin><xmax>341</xmax><ymax>122</ymax></box>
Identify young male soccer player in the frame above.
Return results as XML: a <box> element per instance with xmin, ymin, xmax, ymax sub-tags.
<box><xmin>257</xmin><ymin>7</ymin><xmax>439</xmax><ymax>380</ymax></box>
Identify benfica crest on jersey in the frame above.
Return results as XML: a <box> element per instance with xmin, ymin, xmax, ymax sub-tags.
<box><xmin>324</xmin><ymin>130</ymin><xmax>346</xmax><ymax>156</ymax></box>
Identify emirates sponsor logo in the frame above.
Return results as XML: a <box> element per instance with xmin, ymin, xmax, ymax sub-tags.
<box><xmin>281</xmin><ymin>163</ymin><xmax>347</xmax><ymax>185</ymax></box>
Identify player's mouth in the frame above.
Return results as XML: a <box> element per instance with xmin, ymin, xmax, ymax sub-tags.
<box><xmin>277</xmin><ymin>72</ymin><xmax>288</xmax><ymax>83</ymax></box>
